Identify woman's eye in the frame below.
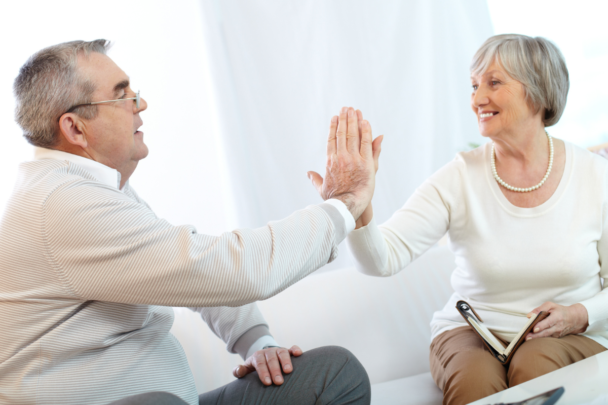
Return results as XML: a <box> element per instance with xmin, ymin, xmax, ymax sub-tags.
<box><xmin>472</xmin><ymin>85</ymin><xmax>478</xmax><ymax>91</ymax></box>
<box><xmin>491</xmin><ymin>81</ymin><xmax>499</xmax><ymax>86</ymax></box>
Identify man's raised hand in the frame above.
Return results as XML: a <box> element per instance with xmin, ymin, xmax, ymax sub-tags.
<box><xmin>307</xmin><ymin>107</ymin><xmax>383</xmax><ymax>221</ymax></box>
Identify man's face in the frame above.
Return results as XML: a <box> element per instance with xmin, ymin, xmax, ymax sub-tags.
<box><xmin>77</xmin><ymin>52</ymin><xmax>148</xmax><ymax>174</ymax></box>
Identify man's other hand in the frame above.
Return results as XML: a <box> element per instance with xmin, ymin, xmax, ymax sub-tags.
<box><xmin>232</xmin><ymin>345</ymin><xmax>303</xmax><ymax>386</ymax></box>
<box><xmin>308</xmin><ymin>106</ymin><xmax>383</xmax><ymax>221</ymax></box>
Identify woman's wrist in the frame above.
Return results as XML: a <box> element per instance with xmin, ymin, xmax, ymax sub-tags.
<box><xmin>570</xmin><ymin>303</ymin><xmax>589</xmax><ymax>334</ymax></box>
<box><xmin>355</xmin><ymin>204</ymin><xmax>373</xmax><ymax>229</ymax></box>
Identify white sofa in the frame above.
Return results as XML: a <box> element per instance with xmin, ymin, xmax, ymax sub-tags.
<box><xmin>170</xmin><ymin>246</ymin><xmax>456</xmax><ymax>405</ymax></box>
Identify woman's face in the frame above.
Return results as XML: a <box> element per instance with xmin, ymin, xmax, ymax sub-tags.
<box><xmin>470</xmin><ymin>60</ymin><xmax>539</xmax><ymax>140</ymax></box>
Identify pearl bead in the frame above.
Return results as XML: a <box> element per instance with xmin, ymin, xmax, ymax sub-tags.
<box><xmin>491</xmin><ymin>131</ymin><xmax>552</xmax><ymax>193</ymax></box>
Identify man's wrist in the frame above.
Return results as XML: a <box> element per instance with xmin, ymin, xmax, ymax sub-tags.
<box><xmin>246</xmin><ymin>335</ymin><xmax>280</xmax><ymax>359</ymax></box>
<box><xmin>324</xmin><ymin>199</ymin><xmax>356</xmax><ymax>235</ymax></box>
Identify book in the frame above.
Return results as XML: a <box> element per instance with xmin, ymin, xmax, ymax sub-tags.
<box><xmin>456</xmin><ymin>300</ymin><xmax>549</xmax><ymax>364</ymax></box>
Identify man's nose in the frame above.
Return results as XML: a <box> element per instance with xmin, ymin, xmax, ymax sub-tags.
<box><xmin>135</xmin><ymin>97</ymin><xmax>148</xmax><ymax>113</ymax></box>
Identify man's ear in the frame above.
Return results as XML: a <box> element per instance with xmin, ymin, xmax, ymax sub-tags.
<box><xmin>58</xmin><ymin>113</ymin><xmax>88</xmax><ymax>148</ymax></box>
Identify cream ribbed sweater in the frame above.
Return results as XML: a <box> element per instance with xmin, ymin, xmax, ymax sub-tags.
<box><xmin>0</xmin><ymin>150</ymin><xmax>351</xmax><ymax>405</ymax></box>
<box><xmin>348</xmin><ymin>141</ymin><xmax>608</xmax><ymax>347</ymax></box>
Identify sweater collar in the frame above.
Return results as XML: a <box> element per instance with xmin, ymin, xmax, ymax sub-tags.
<box><xmin>33</xmin><ymin>147</ymin><xmax>123</xmax><ymax>190</ymax></box>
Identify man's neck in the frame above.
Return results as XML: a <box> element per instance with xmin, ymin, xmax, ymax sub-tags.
<box><xmin>49</xmin><ymin>141</ymin><xmax>133</xmax><ymax>189</ymax></box>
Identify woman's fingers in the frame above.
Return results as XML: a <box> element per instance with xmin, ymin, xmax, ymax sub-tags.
<box><xmin>327</xmin><ymin>115</ymin><xmax>338</xmax><ymax>156</ymax></box>
<box><xmin>356</xmin><ymin>109</ymin><xmax>363</xmax><ymax>144</ymax></box>
<box><xmin>307</xmin><ymin>171</ymin><xmax>324</xmax><ymax>197</ymax></box>
<box><xmin>346</xmin><ymin>107</ymin><xmax>360</xmax><ymax>154</ymax></box>
<box><xmin>336</xmin><ymin>107</ymin><xmax>348</xmax><ymax>154</ymax></box>
<box><xmin>372</xmin><ymin>135</ymin><xmax>383</xmax><ymax>173</ymax></box>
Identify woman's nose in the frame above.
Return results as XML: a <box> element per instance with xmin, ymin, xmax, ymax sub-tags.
<box><xmin>472</xmin><ymin>86</ymin><xmax>489</xmax><ymax>108</ymax></box>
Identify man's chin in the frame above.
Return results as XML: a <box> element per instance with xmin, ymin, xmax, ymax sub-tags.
<box><xmin>134</xmin><ymin>142</ymin><xmax>149</xmax><ymax>161</ymax></box>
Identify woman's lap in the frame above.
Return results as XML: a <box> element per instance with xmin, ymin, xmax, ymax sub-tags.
<box><xmin>430</xmin><ymin>326</ymin><xmax>606</xmax><ymax>405</ymax></box>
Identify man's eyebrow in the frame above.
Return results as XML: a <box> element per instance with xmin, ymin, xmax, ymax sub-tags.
<box><xmin>113</xmin><ymin>79</ymin><xmax>130</xmax><ymax>97</ymax></box>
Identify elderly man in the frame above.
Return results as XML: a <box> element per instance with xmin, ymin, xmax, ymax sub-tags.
<box><xmin>0</xmin><ymin>40</ymin><xmax>380</xmax><ymax>405</ymax></box>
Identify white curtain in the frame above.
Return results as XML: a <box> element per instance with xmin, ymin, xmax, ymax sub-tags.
<box><xmin>1</xmin><ymin>1</ymin><xmax>493</xmax><ymax>271</ymax></box>
<box><xmin>198</xmin><ymin>0</ymin><xmax>493</xmax><ymax>270</ymax></box>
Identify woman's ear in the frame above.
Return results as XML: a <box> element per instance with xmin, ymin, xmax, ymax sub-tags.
<box><xmin>58</xmin><ymin>113</ymin><xmax>88</xmax><ymax>148</ymax></box>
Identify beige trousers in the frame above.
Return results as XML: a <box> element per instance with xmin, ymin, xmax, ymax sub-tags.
<box><xmin>429</xmin><ymin>326</ymin><xmax>606</xmax><ymax>405</ymax></box>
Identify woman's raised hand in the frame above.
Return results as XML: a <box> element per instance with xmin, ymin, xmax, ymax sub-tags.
<box><xmin>526</xmin><ymin>302</ymin><xmax>589</xmax><ymax>340</ymax></box>
<box><xmin>307</xmin><ymin>107</ymin><xmax>383</xmax><ymax>221</ymax></box>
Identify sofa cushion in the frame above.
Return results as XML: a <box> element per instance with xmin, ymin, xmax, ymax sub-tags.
<box><xmin>371</xmin><ymin>372</ymin><xmax>442</xmax><ymax>405</ymax></box>
<box><xmin>171</xmin><ymin>245</ymin><xmax>456</xmax><ymax>393</ymax></box>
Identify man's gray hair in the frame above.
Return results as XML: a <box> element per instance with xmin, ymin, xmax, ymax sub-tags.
<box><xmin>470</xmin><ymin>34</ymin><xmax>569</xmax><ymax>127</ymax></box>
<box><xmin>14</xmin><ymin>39</ymin><xmax>110</xmax><ymax>147</ymax></box>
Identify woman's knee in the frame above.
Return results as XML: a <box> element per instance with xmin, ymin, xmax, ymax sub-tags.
<box><xmin>508</xmin><ymin>338</ymin><xmax>562</xmax><ymax>386</ymax></box>
<box><xmin>440</xmin><ymin>350</ymin><xmax>507</xmax><ymax>405</ymax></box>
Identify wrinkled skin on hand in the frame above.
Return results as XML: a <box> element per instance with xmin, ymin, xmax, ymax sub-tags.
<box><xmin>233</xmin><ymin>345</ymin><xmax>303</xmax><ymax>386</ymax></box>
<box><xmin>526</xmin><ymin>302</ymin><xmax>589</xmax><ymax>340</ymax></box>
<box><xmin>308</xmin><ymin>107</ymin><xmax>383</xmax><ymax>221</ymax></box>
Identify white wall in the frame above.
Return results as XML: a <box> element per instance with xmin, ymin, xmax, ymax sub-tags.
<box><xmin>487</xmin><ymin>0</ymin><xmax>608</xmax><ymax>147</ymax></box>
<box><xmin>0</xmin><ymin>0</ymin><xmax>229</xmax><ymax>236</ymax></box>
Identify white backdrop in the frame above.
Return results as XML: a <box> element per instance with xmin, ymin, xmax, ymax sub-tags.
<box><xmin>0</xmin><ymin>0</ymin><xmax>230</xmax><ymax>236</ymax></box>
<box><xmin>0</xmin><ymin>0</ymin><xmax>492</xmax><ymax>273</ymax></box>
<box><xmin>199</xmin><ymin>0</ymin><xmax>492</xmax><ymax>269</ymax></box>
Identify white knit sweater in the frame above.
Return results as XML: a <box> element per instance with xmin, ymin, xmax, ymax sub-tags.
<box><xmin>347</xmin><ymin>141</ymin><xmax>608</xmax><ymax>347</ymax></box>
<box><xmin>0</xmin><ymin>149</ymin><xmax>352</xmax><ymax>405</ymax></box>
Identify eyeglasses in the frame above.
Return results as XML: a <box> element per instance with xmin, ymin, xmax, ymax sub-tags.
<box><xmin>63</xmin><ymin>90</ymin><xmax>140</xmax><ymax>115</ymax></box>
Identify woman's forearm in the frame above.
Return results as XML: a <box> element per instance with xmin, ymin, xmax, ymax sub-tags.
<box><xmin>355</xmin><ymin>203</ymin><xmax>374</xmax><ymax>229</ymax></box>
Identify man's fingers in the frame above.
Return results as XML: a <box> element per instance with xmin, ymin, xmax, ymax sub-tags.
<box><xmin>307</xmin><ymin>171</ymin><xmax>324</xmax><ymax>197</ymax></box>
<box><xmin>336</xmin><ymin>107</ymin><xmax>348</xmax><ymax>154</ymax></box>
<box><xmin>289</xmin><ymin>345</ymin><xmax>303</xmax><ymax>357</ymax></box>
<box><xmin>252</xmin><ymin>353</ymin><xmax>272</xmax><ymax>386</ymax></box>
<box><xmin>277</xmin><ymin>348</ymin><xmax>293</xmax><ymax>374</ymax></box>
<box><xmin>233</xmin><ymin>365</ymin><xmax>247</xmax><ymax>378</ymax></box>
<box><xmin>327</xmin><ymin>115</ymin><xmax>338</xmax><ymax>156</ymax></box>
<box><xmin>264</xmin><ymin>350</ymin><xmax>284</xmax><ymax>385</ymax></box>
<box><xmin>346</xmin><ymin>107</ymin><xmax>360</xmax><ymax>154</ymax></box>
<box><xmin>360</xmin><ymin>119</ymin><xmax>373</xmax><ymax>160</ymax></box>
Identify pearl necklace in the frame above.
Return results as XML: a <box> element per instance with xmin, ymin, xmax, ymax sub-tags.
<box><xmin>491</xmin><ymin>131</ymin><xmax>553</xmax><ymax>193</ymax></box>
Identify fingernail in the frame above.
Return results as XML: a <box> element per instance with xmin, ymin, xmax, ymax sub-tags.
<box><xmin>534</xmin><ymin>327</ymin><xmax>539</xmax><ymax>333</ymax></box>
<box><xmin>307</xmin><ymin>173</ymin><xmax>311</xmax><ymax>180</ymax></box>
<box><xmin>276</xmin><ymin>376</ymin><xmax>283</xmax><ymax>383</ymax></box>
<box><xmin>332</xmin><ymin>115</ymin><xmax>338</xmax><ymax>123</ymax></box>
<box><xmin>341</xmin><ymin>107</ymin><xmax>347</xmax><ymax>114</ymax></box>
<box><xmin>265</xmin><ymin>377</ymin><xmax>272</xmax><ymax>384</ymax></box>
<box><xmin>348</xmin><ymin>109</ymin><xmax>354</xmax><ymax>117</ymax></box>
<box><xmin>284</xmin><ymin>365</ymin><xmax>292</xmax><ymax>371</ymax></box>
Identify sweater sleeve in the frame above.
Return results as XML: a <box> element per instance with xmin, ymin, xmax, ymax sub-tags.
<box><xmin>190</xmin><ymin>304</ymin><xmax>274</xmax><ymax>359</ymax></box>
<box><xmin>347</xmin><ymin>159</ymin><xmax>461</xmax><ymax>277</ymax></box>
<box><xmin>42</xmin><ymin>181</ymin><xmax>346</xmax><ymax>307</ymax></box>
<box><xmin>579</xmin><ymin>164</ymin><xmax>608</xmax><ymax>325</ymax></box>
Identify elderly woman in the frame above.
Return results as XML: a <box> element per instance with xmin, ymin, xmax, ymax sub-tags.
<box><xmin>347</xmin><ymin>34</ymin><xmax>608</xmax><ymax>404</ymax></box>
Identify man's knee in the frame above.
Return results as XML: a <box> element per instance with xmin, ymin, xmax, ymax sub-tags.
<box><xmin>296</xmin><ymin>346</ymin><xmax>371</xmax><ymax>404</ymax></box>
<box><xmin>508</xmin><ymin>338</ymin><xmax>561</xmax><ymax>386</ymax></box>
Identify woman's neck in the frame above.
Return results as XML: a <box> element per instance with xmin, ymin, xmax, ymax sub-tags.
<box><xmin>492</xmin><ymin>124</ymin><xmax>548</xmax><ymax>167</ymax></box>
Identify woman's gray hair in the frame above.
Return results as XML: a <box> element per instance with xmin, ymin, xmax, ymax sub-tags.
<box><xmin>470</xmin><ymin>34</ymin><xmax>569</xmax><ymax>127</ymax></box>
<box><xmin>13</xmin><ymin>39</ymin><xmax>110</xmax><ymax>147</ymax></box>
